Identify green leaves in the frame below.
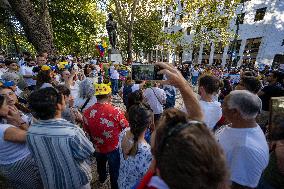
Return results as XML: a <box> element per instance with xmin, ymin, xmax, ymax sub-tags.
<box><xmin>163</xmin><ymin>0</ymin><xmax>241</xmax><ymax>51</ymax></box>
<box><xmin>50</xmin><ymin>0</ymin><xmax>106</xmax><ymax>55</ymax></box>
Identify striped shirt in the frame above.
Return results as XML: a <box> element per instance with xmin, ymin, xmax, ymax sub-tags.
<box><xmin>27</xmin><ymin>118</ymin><xmax>95</xmax><ymax>189</ymax></box>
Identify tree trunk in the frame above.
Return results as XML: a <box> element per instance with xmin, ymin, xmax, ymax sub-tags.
<box><xmin>126</xmin><ymin>0</ymin><xmax>139</xmax><ymax>63</ymax></box>
<box><xmin>7</xmin><ymin>0</ymin><xmax>54</xmax><ymax>54</ymax></box>
<box><xmin>127</xmin><ymin>29</ymin><xmax>133</xmax><ymax>62</ymax></box>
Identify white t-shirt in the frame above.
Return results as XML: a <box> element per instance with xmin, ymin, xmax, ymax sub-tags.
<box><xmin>18</xmin><ymin>58</ymin><xmax>25</xmax><ymax>66</ymax></box>
<box><xmin>40</xmin><ymin>83</ymin><xmax>53</xmax><ymax>89</ymax></box>
<box><xmin>0</xmin><ymin>124</ymin><xmax>30</xmax><ymax>164</ymax></box>
<box><xmin>215</xmin><ymin>125</ymin><xmax>269</xmax><ymax>188</ymax></box>
<box><xmin>200</xmin><ymin>100</ymin><xmax>222</xmax><ymax>129</ymax></box>
<box><xmin>20</xmin><ymin>66</ymin><xmax>36</xmax><ymax>86</ymax></box>
<box><xmin>109</xmin><ymin>66</ymin><xmax>115</xmax><ymax>75</ymax></box>
<box><xmin>192</xmin><ymin>69</ymin><xmax>199</xmax><ymax>77</ymax></box>
<box><xmin>70</xmin><ymin>82</ymin><xmax>80</xmax><ymax>99</ymax></box>
<box><xmin>131</xmin><ymin>84</ymin><xmax>140</xmax><ymax>92</ymax></box>
<box><xmin>110</xmin><ymin>70</ymin><xmax>120</xmax><ymax>80</ymax></box>
<box><xmin>181</xmin><ymin>99</ymin><xmax>222</xmax><ymax>130</ymax></box>
<box><xmin>74</xmin><ymin>96</ymin><xmax>97</xmax><ymax>112</ymax></box>
<box><xmin>0</xmin><ymin>68</ymin><xmax>7</xmax><ymax>78</ymax></box>
<box><xmin>144</xmin><ymin>87</ymin><xmax>166</xmax><ymax>114</ymax></box>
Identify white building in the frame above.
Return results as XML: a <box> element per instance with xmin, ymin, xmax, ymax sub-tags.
<box><xmin>153</xmin><ymin>0</ymin><xmax>284</xmax><ymax>67</ymax></box>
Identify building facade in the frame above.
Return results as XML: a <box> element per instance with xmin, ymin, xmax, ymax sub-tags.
<box><xmin>153</xmin><ymin>0</ymin><xmax>284</xmax><ymax>67</ymax></box>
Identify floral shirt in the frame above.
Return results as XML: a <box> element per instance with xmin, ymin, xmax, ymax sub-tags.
<box><xmin>118</xmin><ymin>128</ymin><xmax>152</xmax><ymax>189</ymax></box>
<box><xmin>83</xmin><ymin>102</ymin><xmax>128</xmax><ymax>153</ymax></box>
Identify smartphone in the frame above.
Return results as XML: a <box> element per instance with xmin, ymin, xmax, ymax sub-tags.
<box><xmin>131</xmin><ymin>63</ymin><xmax>163</xmax><ymax>81</ymax></box>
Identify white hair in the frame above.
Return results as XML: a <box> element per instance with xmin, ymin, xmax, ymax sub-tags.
<box><xmin>79</xmin><ymin>78</ymin><xmax>95</xmax><ymax>99</ymax></box>
<box><xmin>227</xmin><ymin>90</ymin><xmax>262</xmax><ymax>119</ymax></box>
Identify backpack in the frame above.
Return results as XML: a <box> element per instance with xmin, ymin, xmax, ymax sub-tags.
<box><xmin>123</xmin><ymin>84</ymin><xmax>133</xmax><ymax>107</ymax></box>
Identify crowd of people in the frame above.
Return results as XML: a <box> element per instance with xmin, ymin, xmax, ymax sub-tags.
<box><xmin>0</xmin><ymin>51</ymin><xmax>283</xmax><ymax>189</ymax></box>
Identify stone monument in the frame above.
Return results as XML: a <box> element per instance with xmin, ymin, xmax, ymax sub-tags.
<box><xmin>106</xmin><ymin>13</ymin><xmax>122</xmax><ymax>64</ymax></box>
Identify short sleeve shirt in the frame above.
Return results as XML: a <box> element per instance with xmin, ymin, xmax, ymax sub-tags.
<box><xmin>0</xmin><ymin>124</ymin><xmax>30</xmax><ymax>164</ymax></box>
<box><xmin>143</xmin><ymin>87</ymin><xmax>166</xmax><ymax>115</ymax></box>
<box><xmin>216</xmin><ymin>125</ymin><xmax>269</xmax><ymax>188</ymax></box>
<box><xmin>83</xmin><ymin>102</ymin><xmax>129</xmax><ymax>153</ymax></box>
<box><xmin>260</xmin><ymin>83</ymin><xmax>284</xmax><ymax>111</ymax></box>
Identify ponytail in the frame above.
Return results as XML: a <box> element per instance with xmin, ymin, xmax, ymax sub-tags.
<box><xmin>128</xmin><ymin>128</ymin><xmax>139</xmax><ymax>156</ymax></box>
<box><xmin>127</xmin><ymin>103</ymin><xmax>153</xmax><ymax>156</ymax></box>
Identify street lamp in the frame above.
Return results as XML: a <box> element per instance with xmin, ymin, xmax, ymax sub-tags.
<box><xmin>229</xmin><ymin>2</ymin><xmax>245</xmax><ymax>71</ymax></box>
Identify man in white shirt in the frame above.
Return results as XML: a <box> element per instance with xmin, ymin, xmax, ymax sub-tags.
<box><xmin>20</xmin><ymin>58</ymin><xmax>37</xmax><ymax>90</ymax></box>
<box><xmin>198</xmin><ymin>75</ymin><xmax>222</xmax><ymax>130</ymax></box>
<box><xmin>110</xmin><ymin>66</ymin><xmax>120</xmax><ymax>95</ymax></box>
<box><xmin>143</xmin><ymin>82</ymin><xmax>166</xmax><ymax>124</ymax></box>
<box><xmin>18</xmin><ymin>51</ymin><xmax>31</xmax><ymax>67</ymax></box>
<box><xmin>191</xmin><ymin>66</ymin><xmax>199</xmax><ymax>85</ymax></box>
<box><xmin>216</xmin><ymin>90</ymin><xmax>269</xmax><ymax>189</ymax></box>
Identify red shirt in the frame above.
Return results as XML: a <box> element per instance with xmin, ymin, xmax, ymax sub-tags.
<box><xmin>83</xmin><ymin>102</ymin><xmax>128</xmax><ymax>153</ymax></box>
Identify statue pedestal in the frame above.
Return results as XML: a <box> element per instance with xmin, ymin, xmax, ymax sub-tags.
<box><xmin>108</xmin><ymin>49</ymin><xmax>122</xmax><ymax>64</ymax></box>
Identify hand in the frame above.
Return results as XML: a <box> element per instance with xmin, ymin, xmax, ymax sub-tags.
<box><xmin>155</xmin><ymin>62</ymin><xmax>188</xmax><ymax>88</ymax></box>
<box><xmin>6</xmin><ymin>106</ymin><xmax>23</xmax><ymax>126</ymax></box>
<box><xmin>74</xmin><ymin>110</ymin><xmax>83</xmax><ymax>123</ymax></box>
<box><xmin>70</xmin><ymin>69</ymin><xmax>78</xmax><ymax>76</ymax></box>
<box><xmin>68</xmin><ymin>96</ymin><xmax>75</xmax><ymax>107</ymax></box>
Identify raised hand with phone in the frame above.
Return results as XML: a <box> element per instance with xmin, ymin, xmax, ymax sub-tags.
<box><xmin>155</xmin><ymin>62</ymin><xmax>203</xmax><ymax>122</ymax></box>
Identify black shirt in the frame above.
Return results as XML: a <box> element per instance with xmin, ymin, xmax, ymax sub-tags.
<box><xmin>260</xmin><ymin>83</ymin><xmax>284</xmax><ymax>111</ymax></box>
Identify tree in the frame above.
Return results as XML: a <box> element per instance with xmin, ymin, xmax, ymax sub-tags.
<box><xmin>7</xmin><ymin>0</ymin><xmax>55</xmax><ymax>54</ymax></box>
<box><xmin>107</xmin><ymin>0</ymin><xmax>162</xmax><ymax>62</ymax></box>
<box><xmin>162</xmin><ymin>0</ymin><xmax>241</xmax><ymax>59</ymax></box>
<box><xmin>0</xmin><ymin>4</ymin><xmax>36</xmax><ymax>56</ymax></box>
<box><xmin>0</xmin><ymin>0</ymin><xmax>105</xmax><ymax>55</ymax></box>
<box><xmin>49</xmin><ymin>0</ymin><xmax>105</xmax><ymax>55</ymax></box>
<box><xmin>132</xmin><ymin>10</ymin><xmax>163</xmax><ymax>58</ymax></box>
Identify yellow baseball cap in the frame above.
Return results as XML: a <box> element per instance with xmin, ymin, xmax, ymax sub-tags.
<box><xmin>41</xmin><ymin>65</ymin><xmax>51</xmax><ymax>71</ymax></box>
<box><xmin>94</xmin><ymin>83</ymin><xmax>112</xmax><ymax>96</ymax></box>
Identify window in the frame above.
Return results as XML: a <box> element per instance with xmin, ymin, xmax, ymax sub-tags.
<box><xmin>282</xmin><ymin>39</ymin><xmax>284</xmax><ymax>46</ymax></box>
<box><xmin>172</xmin><ymin>17</ymin><xmax>175</xmax><ymax>25</ymax></box>
<box><xmin>236</xmin><ymin>13</ymin><xmax>245</xmax><ymax>24</ymax></box>
<box><xmin>165</xmin><ymin>21</ymin><xmax>168</xmax><ymax>28</ymax></box>
<box><xmin>243</xmin><ymin>37</ymin><xmax>262</xmax><ymax>65</ymax></box>
<box><xmin>186</xmin><ymin>27</ymin><xmax>191</xmax><ymax>35</ymax></box>
<box><xmin>180</xmin><ymin>13</ymin><xmax>183</xmax><ymax>20</ymax></box>
<box><xmin>227</xmin><ymin>40</ymin><xmax>242</xmax><ymax>54</ymax></box>
<box><xmin>254</xmin><ymin>7</ymin><xmax>267</xmax><ymax>21</ymax></box>
<box><xmin>213</xmin><ymin>43</ymin><xmax>224</xmax><ymax>65</ymax></box>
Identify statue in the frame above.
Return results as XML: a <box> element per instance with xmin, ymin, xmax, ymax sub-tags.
<box><xmin>106</xmin><ymin>13</ymin><xmax>117</xmax><ymax>50</ymax></box>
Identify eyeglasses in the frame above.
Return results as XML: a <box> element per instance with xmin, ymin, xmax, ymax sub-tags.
<box><xmin>0</xmin><ymin>91</ymin><xmax>15</xmax><ymax>97</ymax></box>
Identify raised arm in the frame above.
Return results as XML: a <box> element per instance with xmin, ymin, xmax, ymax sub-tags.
<box><xmin>156</xmin><ymin>62</ymin><xmax>203</xmax><ymax>121</ymax></box>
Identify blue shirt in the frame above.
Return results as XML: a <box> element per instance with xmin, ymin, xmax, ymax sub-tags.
<box><xmin>27</xmin><ymin>119</ymin><xmax>95</xmax><ymax>189</ymax></box>
<box><xmin>0</xmin><ymin>124</ymin><xmax>30</xmax><ymax>164</ymax></box>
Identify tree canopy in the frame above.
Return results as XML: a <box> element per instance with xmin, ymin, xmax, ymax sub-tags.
<box><xmin>0</xmin><ymin>0</ymin><xmax>106</xmax><ymax>56</ymax></box>
<box><xmin>163</xmin><ymin>0</ymin><xmax>241</xmax><ymax>51</ymax></box>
